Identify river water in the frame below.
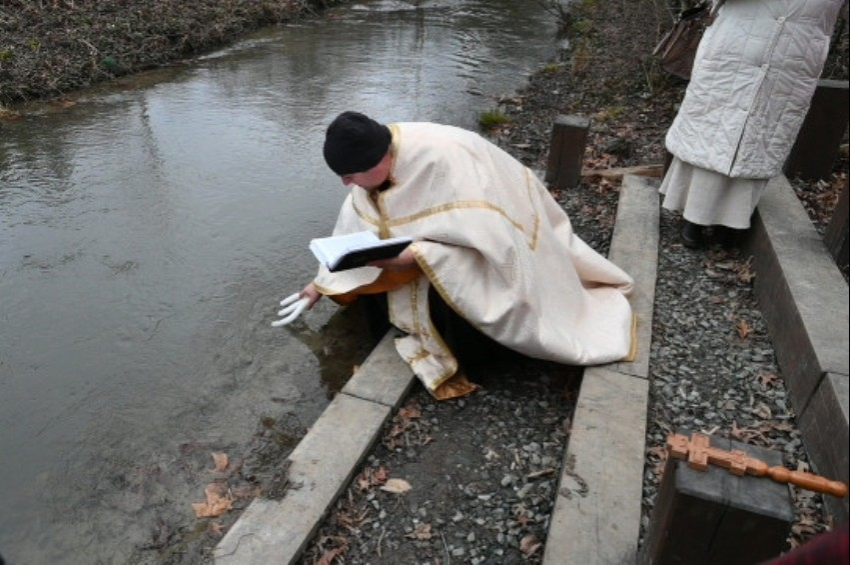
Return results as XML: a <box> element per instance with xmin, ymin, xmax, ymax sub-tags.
<box><xmin>0</xmin><ymin>1</ymin><xmax>560</xmax><ymax>562</ymax></box>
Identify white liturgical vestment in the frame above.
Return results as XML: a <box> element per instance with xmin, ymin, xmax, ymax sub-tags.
<box><xmin>314</xmin><ymin>122</ymin><xmax>635</xmax><ymax>396</ymax></box>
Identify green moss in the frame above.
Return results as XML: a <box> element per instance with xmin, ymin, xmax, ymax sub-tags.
<box><xmin>478</xmin><ymin>109</ymin><xmax>512</xmax><ymax>130</ymax></box>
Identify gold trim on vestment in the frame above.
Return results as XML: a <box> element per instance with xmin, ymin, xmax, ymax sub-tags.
<box><xmin>623</xmin><ymin>313</ymin><xmax>638</xmax><ymax>362</ymax></box>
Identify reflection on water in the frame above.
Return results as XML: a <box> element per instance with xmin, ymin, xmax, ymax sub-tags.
<box><xmin>0</xmin><ymin>1</ymin><xmax>559</xmax><ymax>561</ymax></box>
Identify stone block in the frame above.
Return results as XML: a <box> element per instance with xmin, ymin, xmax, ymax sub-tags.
<box><xmin>341</xmin><ymin>329</ymin><xmax>416</xmax><ymax>407</ymax></box>
<box><xmin>544</xmin><ymin>367</ymin><xmax>649</xmax><ymax>565</ymax></box>
<box><xmin>797</xmin><ymin>372</ymin><xmax>850</xmax><ymax>523</ymax></box>
<box><xmin>609</xmin><ymin>174</ymin><xmax>660</xmax><ymax>379</ymax></box>
<box><xmin>744</xmin><ymin>175</ymin><xmax>849</xmax><ymax>410</ymax></box>
<box><xmin>214</xmin><ymin>393</ymin><xmax>391</xmax><ymax>564</ymax></box>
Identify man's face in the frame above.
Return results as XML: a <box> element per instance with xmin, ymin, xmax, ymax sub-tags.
<box><xmin>340</xmin><ymin>153</ymin><xmax>391</xmax><ymax>191</ymax></box>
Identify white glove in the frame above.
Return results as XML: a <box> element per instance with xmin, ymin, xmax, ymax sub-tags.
<box><xmin>272</xmin><ymin>292</ymin><xmax>309</xmax><ymax>327</ymax></box>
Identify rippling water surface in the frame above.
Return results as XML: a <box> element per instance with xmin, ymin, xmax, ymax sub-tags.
<box><xmin>0</xmin><ymin>1</ymin><xmax>559</xmax><ymax>561</ymax></box>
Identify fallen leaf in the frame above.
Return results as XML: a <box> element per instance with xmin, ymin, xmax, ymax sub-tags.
<box><xmin>405</xmin><ymin>523</ymin><xmax>433</xmax><ymax>540</ymax></box>
<box><xmin>317</xmin><ymin>547</ymin><xmax>345</xmax><ymax>565</ymax></box>
<box><xmin>398</xmin><ymin>405</ymin><xmax>421</xmax><ymax>420</ymax></box>
<box><xmin>515</xmin><ymin>505</ymin><xmax>533</xmax><ymax>526</ymax></box>
<box><xmin>736</xmin><ymin>319</ymin><xmax>752</xmax><ymax>339</ymax></box>
<box><xmin>192</xmin><ymin>482</ymin><xmax>233</xmax><ymax>518</ymax></box>
<box><xmin>520</xmin><ymin>534</ymin><xmax>542</xmax><ymax>556</ymax></box>
<box><xmin>357</xmin><ymin>466</ymin><xmax>388</xmax><ymax>491</ymax></box>
<box><xmin>735</xmin><ymin>259</ymin><xmax>756</xmax><ymax>283</ymax></box>
<box><xmin>211</xmin><ymin>452</ymin><xmax>228</xmax><ymax>472</ymax></box>
<box><xmin>380</xmin><ymin>478</ymin><xmax>412</xmax><ymax>494</ymax></box>
<box><xmin>753</xmin><ymin>402</ymin><xmax>772</xmax><ymax>419</ymax></box>
<box><xmin>208</xmin><ymin>521</ymin><xmax>224</xmax><ymax>537</ymax></box>
<box><xmin>756</xmin><ymin>372</ymin><xmax>781</xmax><ymax>387</ymax></box>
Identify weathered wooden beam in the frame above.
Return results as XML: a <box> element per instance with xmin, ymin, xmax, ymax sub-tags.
<box><xmin>582</xmin><ymin>164</ymin><xmax>665</xmax><ymax>180</ymax></box>
<box><xmin>545</xmin><ymin>114</ymin><xmax>590</xmax><ymax>190</ymax></box>
<box><xmin>824</xmin><ymin>174</ymin><xmax>849</xmax><ymax>271</ymax></box>
<box><xmin>640</xmin><ymin>434</ymin><xmax>794</xmax><ymax>565</ymax></box>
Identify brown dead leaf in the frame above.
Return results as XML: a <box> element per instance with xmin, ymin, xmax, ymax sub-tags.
<box><xmin>735</xmin><ymin>259</ymin><xmax>756</xmax><ymax>283</ymax></box>
<box><xmin>211</xmin><ymin>452</ymin><xmax>228</xmax><ymax>472</ymax></box>
<box><xmin>768</xmin><ymin>421</ymin><xmax>795</xmax><ymax>433</ymax></box>
<box><xmin>207</xmin><ymin>521</ymin><xmax>224</xmax><ymax>537</ymax></box>
<box><xmin>515</xmin><ymin>505</ymin><xmax>533</xmax><ymax>526</ymax></box>
<box><xmin>380</xmin><ymin>478</ymin><xmax>412</xmax><ymax>494</ymax></box>
<box><xmin>398</xmin><ymin>405</ymin><xmax>421</xmax><ymax>420</ymax></box>
<box><xmin>192</xmin><ymin>482</ymin><xmax>233</xmax><ymax>518</ymax></box>
<box><xmin>730</xmin><ymin>421</ymin><xmax>769</xmax><ymax>444</ymax></box>
<box><xmin>317</xmin><ymin>547</ymin><xmax>345</xmax><ymax>565</ymax></box>
<box><xmin>756</xmin><ymin>372</ymin><xmax>781</xmax><ymax>387</ymax></box>
<box><xmin>752</xmin><ymin>402</ymin><xmax>772</xmax><ymax>419</ymax></box>
<box><xmin>357</xmin><ymin>466</ymin><xmax>388</xmax><ymax>492</ymax></box>
<box><xmin>520</xmin><ymin>534</ymin><xmax>542</xmax><ymax>556</ymax></box>
<box><xmin>736</xmin><ymin>319</ymin><xmax>752</xmax><ymax>339</ymax></box>
<box><xmin>405</xmin><ymin>523</ymin><xmax>433</xmax><ymax>540</ymax></box>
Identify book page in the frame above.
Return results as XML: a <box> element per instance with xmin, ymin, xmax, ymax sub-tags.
<box><xmin>308</xmin><ymin>231</ymin><xmax>412</xmax><ymax>271</ymax></box>
<box><xmin>310</xmin><ymin>231</ymin><xmax>380</xmax><ymax>266</ymax></box>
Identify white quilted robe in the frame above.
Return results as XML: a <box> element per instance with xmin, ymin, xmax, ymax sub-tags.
<box><xmin>314</xmin><ymin>122</ymin><xmax>636</xmax><ymax>395</ymax></box>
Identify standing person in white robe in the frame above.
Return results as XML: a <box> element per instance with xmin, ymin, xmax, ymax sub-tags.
<box><xmin>660</xmin><ymin>0</ymin><xmax>845</xmax><ymax>248</ymax></box>
<box><xmin>293</xmin><ymin>111</ymin><xmax>636</xmax><ymax>400</ymax></box>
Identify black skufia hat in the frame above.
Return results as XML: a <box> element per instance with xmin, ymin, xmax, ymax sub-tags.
<box><xmin>323</xmin><ymin>111</ymin><xmax>391</xmax><ymax>175</ymax></box>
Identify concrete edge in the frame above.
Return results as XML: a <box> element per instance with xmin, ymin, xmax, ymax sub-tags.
<box><xmin>543</xmin><ymin>173</ymin><xmax>659</xmax><ymax>564</ymax></box>
<box><xmin>797</xmin><ymin>372</ymin><xmax>850</xmax><ymax>523</ymax></box>
<box><xmin>609</xmin><ymin>174</ymin><xmax>661</xmax><ymax>379</ymax></box>
<box><xmin>745</xmin><ymin>174</ymin><xmax>849</xmax><ymax>410</ymax></box>
<box><xmin>543</xmin><ymin>366</ymin><xmax>650</xmax><ymax>565</ymax></box>
<box><xmin>213</xmin><ymin>333</ymin><xmax>415</xmax><ymax>564</ymax></box>
<box><xmin>745</xmin><ymin>174</ymin><xmax>850</xmax><ymax>523</ymax></box>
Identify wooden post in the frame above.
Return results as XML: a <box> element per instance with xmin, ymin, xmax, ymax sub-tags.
<box><xmin>824</xmin><ymin>174</ymin><xmax>849</xmax><ymax>271</ymax></box>
<box><xmin>640</xmin><ymin>434</ymin><xmax>794</xmax><ymax>565</ymax></box>
<box><xmin>545</xmin><ymin>114</ymin><xmax>591</xmax><ymax>190</ymax></box>
<box><xmin>784</xmin><ymin>79</ymin><xmax>850</xmax><ymax>181</ymax></box>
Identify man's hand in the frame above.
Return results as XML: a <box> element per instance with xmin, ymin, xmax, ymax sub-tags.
<box><xmin>299</xmin><ymin>283</ymin><xmax>322</xmax><ymax>308</ymax></box>
<box><xmin>271</xmin><ymin>283</ymin><xmax>321</xmax><ymax>328</ymax></box>
<box><xmin>368</xmin><ymin>247</ymin><xmax>419</xmax><ymax>272</ymax></box>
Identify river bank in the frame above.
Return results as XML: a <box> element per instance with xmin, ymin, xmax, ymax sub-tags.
<box><xmin>0</xmin><ymin>0</ymin><xmax>343</xmax><ymax>106</ymax></box>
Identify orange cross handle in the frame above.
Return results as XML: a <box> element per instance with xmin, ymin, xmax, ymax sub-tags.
<box><xmin>667</xmin><ymin>432</ymin><xmax>848</xmax><ymax>499</ymax></box>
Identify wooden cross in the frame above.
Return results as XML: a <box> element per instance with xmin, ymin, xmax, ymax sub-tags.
<box><xmin>667</xmin><ymin>432</ymin><xmax>848</xmax><ymax>498</ymax></box>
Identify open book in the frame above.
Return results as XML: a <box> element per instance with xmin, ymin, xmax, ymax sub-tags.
<box><xmin>309</xmin><ymin>231</ymin><xmax>413</xmax><ymax>272</ymax></box>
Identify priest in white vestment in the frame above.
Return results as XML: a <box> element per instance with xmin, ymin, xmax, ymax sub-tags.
<box><xmin>296</xmin><ymin>111</ymin><xmax>636</xmax><ymax>399</ymax></box>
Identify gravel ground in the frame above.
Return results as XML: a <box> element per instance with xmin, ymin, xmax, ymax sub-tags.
<box><xmin>297</xmin><ymin>184</ymin><xmax>843</xmax><ymax>565</ymax></box>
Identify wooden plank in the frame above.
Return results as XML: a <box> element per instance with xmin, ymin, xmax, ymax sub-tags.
<box><xmin>544</xmin><ymin>368</ymin><xmax>649</xmax><ymax>565</ymax></box>
<box><xmin>641</xmin><ymin>436</ymin><xmax>794</xmax><ymax>565</ymax></box>
<box><xmin>582</xmin><ymin>164</ymin><xmax>664</xmax><ymax>180</ymax></box>
<box><xmin>545</xmin><ymin>114</ymin><xmax>591</xmax><ymax>190</ymax></box>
